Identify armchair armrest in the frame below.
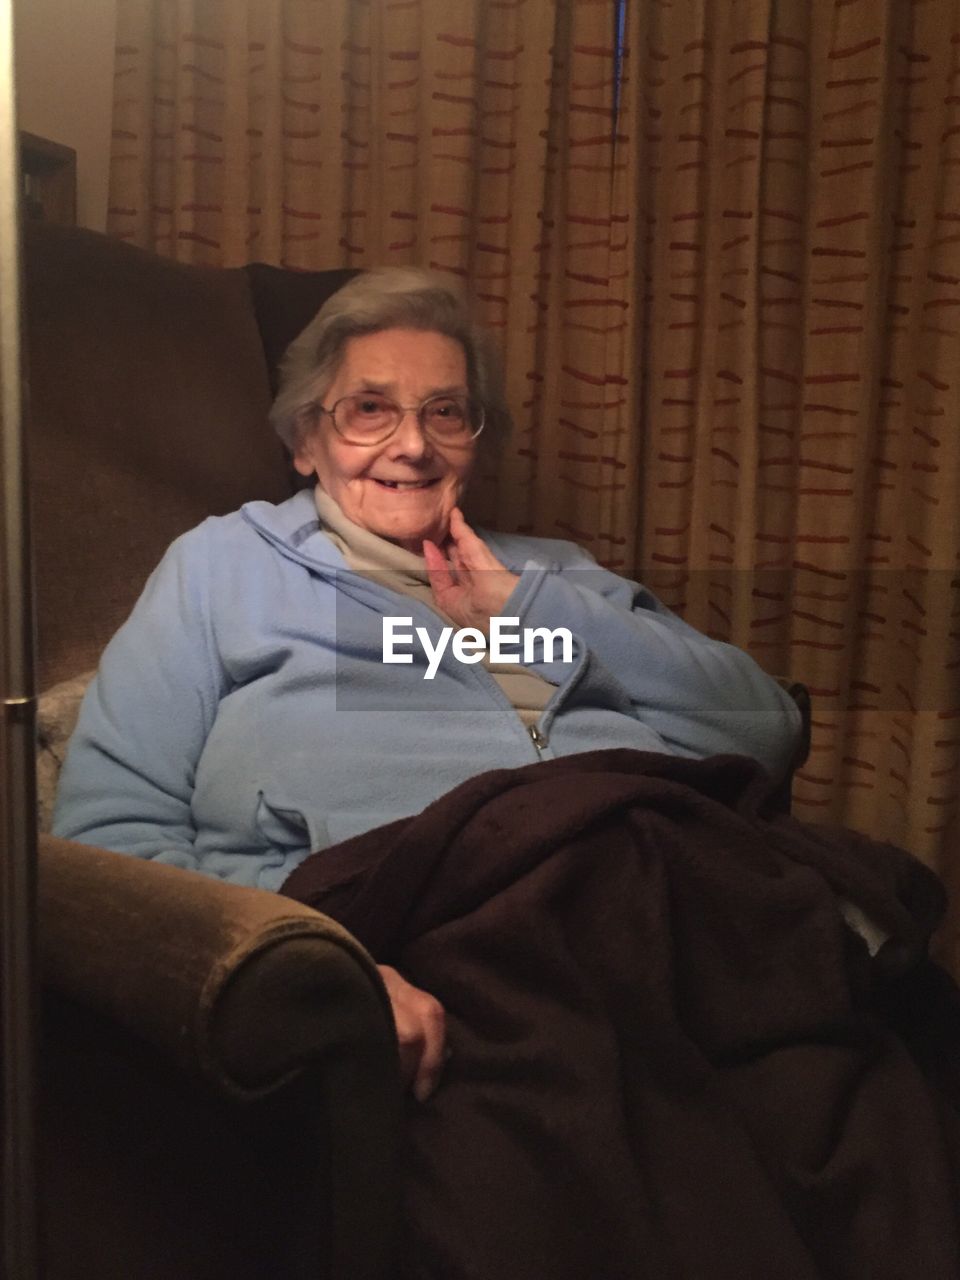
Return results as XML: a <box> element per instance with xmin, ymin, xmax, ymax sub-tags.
<box><xmin>38</xmin><ymin>833</ymin><xmax>396</xmax><ymax>1095</ymax></box>
<box><xmin>38</xmin><ymin>834</ymin><xmax>402</xmax><ymax>1280</ymax></box>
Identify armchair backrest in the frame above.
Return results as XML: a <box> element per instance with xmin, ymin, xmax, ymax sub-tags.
<box><xmin>23</xmin><ymin>225</ymin><xmax>352</xmax><ymax>692</ymax></box>
<box><xmin>24</xmin><ymin>223</ymin><xmax>288</xmax><ymax>689</ymax></box>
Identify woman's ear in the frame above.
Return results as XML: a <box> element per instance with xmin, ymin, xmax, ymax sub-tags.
<box><xmin>292</xmin><ymin>447</ymin><xmax>316</xmax><ymax>478</ymax></box>
<box><xmin>291</xmin><ymin>419</ymin><xmax>318</xmax><ymax>477</ymax></box>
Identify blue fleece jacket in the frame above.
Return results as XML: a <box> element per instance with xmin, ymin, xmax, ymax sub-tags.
<box><xmin>52</xmin><ymin>488</ymin><xmax>802</xmax><ymax>891</ymax></box>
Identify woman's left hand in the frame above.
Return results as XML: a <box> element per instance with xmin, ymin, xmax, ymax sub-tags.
<box><xmin>423</xmin><ymin>507</ymin><xmax>520</xmax><ymax>634</ymax></box>
<box><xmin>377</xmin><ymin>964</ymin><xmax>448</xmax><ymax>1103</ymax></box>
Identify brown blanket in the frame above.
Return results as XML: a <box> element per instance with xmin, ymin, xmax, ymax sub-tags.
<box><xmin>282</xmin><ymin>749</ymin><xmax>960</xmax><ymax>1280</ymax></box>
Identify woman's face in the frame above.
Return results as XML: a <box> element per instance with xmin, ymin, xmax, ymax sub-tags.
<box><xmin>294</xmin><ymin>327</ymin><xmax>478</xmax><ymax>553</ymax></box>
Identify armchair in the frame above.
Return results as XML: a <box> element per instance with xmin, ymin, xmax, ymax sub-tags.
<box><xmin>24</xmin><ymin>223</ymin><xmax>811</xmax><ymax>1278</ymax></box>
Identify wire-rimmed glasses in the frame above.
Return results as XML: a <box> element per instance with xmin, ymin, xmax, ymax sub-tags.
<box><xmin>316</xmin><ymin>391</ymin><xmax>485</xmax><ymax>445</ymax></box>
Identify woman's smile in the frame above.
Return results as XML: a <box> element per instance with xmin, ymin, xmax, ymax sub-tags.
<box><xmin>370</xmin><ymin>476</ymin><xmax>440</xmax><ymax>491</ymax></box>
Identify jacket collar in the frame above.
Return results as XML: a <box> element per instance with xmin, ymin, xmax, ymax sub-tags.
<box><xmin>240</xmin><ymin>486</ymin><xmax>535</xmax><ymax>575</ymax></box>
<box><xmin>241</xmin><ymin>488</ymin><xmax>346</xmax><ymax>568</ymax></box>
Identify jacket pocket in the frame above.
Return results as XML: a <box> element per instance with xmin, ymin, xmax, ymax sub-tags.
<box><xmin>255</xmin><ymin>791</ymin><xmax>330</xmax><ymax>856</ymax></box>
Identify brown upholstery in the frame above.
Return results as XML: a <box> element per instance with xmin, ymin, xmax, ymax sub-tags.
<box><xmin>25</xmin><ymin>225</ymin><xmax>282</xmax><ymax>687</ymax></box>
<box><xmin>23</xmin><ymin>225</ymin><xmax>355</xmax><ymax>689</ymax></box>
<box><xmin>24</xmin><ymin>225</ymin><xmax>399</xmax><ymax>1279</ymax></box>
<box><xmin>39</xmin><ymin>836</ymin><xmax>401</xmax><ymax>1280</ymax></box>
<box><xmin>244</xmin><ymin>261</ymin><xmax>358</xmax><ymax>398</ymax></box>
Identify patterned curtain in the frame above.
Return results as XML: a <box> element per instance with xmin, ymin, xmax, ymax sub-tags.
<box><xmin>618</xmin><ymin>0</ymin><xmax>960</xmax><ymax>970</ymax></box>
<box><xmin>108</xmin><ymin>0</ymin><xmax>960</xmax><ymax>968</ymax></box>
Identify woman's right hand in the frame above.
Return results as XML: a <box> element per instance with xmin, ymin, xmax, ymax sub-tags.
<box><xmin>377</xmin><ymin>964</ymin><xmax>448</xmax><ymax>1102</ymax></box>
<box><xmin>423</xmin><ymin>506</ymin><xmax>519</xmax><ymax>634</ymax></box>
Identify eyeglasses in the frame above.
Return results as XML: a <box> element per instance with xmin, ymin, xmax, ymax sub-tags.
<box><xmin>315</xmin><ymin>391</ymin><xmax>485</xmax><ymax>445</ymax></box>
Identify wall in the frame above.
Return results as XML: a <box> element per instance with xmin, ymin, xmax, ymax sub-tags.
<box><xmin>14</xmin><ymin>0</ymin><xmax>117</xmax><ymax>231</ymax></box>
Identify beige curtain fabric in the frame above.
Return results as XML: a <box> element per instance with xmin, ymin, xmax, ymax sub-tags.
<box><xmin>617</xmin><ymin>0</ymin><xmax>960</xmax><ymax>967</ymax></box>
<box><xmin>108</xmin><ymin>0</ymin><xmax>960</xmax><ymax>967</ymax></box>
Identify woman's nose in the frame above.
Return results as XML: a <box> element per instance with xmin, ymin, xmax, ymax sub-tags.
<box><xmin>388</xmin><ymin>407</ymin><xmax>432</xmax><ymax>457</ymax></box>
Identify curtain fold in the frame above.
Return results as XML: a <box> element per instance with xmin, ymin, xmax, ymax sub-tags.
<box><xmin>107</xmin><ymin>0</ymin><xmax>960</xmax><ymax>968</ymax></box>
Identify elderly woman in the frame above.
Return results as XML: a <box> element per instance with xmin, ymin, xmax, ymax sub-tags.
<box><xmin>53</xmin><ymin>266</ymin><xmax>802</xmax><ymax>1101</ymax></box>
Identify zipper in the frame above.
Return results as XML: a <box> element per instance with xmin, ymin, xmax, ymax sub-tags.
<box><xmin>528</xmin><ymin>724</ymin><xmax>548</xmax><ymax>756</ymax></box>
